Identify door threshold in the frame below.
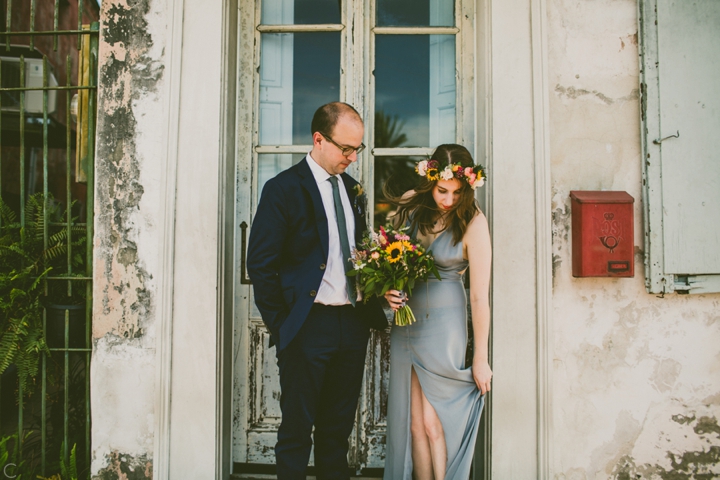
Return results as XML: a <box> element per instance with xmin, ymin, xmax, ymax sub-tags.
<box><xmin>231</xmin><ymin>476</ymin><xmax>382</xmax><ymax>480</ymax></box>
<box><xmin>233</xmin><ymin>463</ymin><xmax>383</xmax><ymax>479</ymax></box>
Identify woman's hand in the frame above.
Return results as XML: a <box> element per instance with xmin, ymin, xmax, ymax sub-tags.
<box><xmin>472</xmin><ymin>357</ymin><xmax>493</xmax><ymax>395</ymax></box>
<box><xmin>384</xmin><ymin>289</ymin><xmax>406</xmax><ymax>311</ymax></box>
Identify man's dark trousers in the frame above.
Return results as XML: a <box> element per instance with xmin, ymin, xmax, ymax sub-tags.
<box><xmin>276</xmin><ymin>304</ymin><xmax>369</xmax><ymax>480</ymax></box>
<box><xmin>246</xmin><ymin>159</ymin><xmax>387</xmax><ymax>479</ymax></box>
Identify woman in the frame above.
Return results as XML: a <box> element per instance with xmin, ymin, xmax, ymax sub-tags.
<box><xmin>383</xmin><ymin>144</ymin><xmax>492</xmax><ymax>480</ymax></box>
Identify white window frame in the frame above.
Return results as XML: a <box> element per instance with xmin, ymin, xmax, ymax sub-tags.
<box><xmin>364</xmin><ymin>0</ymin><xmax>478</xmax><ymax>219</ymax></box>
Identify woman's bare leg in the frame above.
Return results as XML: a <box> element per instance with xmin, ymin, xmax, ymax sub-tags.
<box><xmin>410</xmin><ymin>367</ymin><xmax>447</xmax><ymax>480</ymax></box>
<box><xmin>410</xmin><ymin>367</ymin><xmax>434</xmax><ymax>480</ymax></box>
<box><xmin>421</xmin><ymin>391</ymin><xmax>446</xmax><ymax>480</ymax></box>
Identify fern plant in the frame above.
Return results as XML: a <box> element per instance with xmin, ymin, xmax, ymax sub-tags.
<box><xmin>0</xmin><ymin>434</ymin><xmax>80</xmax><ymax>480</ymax></box>
<box><xmin>0</xmin><ymin>193</ymin><xmax>85</xmax><ymax>396</ymax></box>
<box><xmin>0</xmin><ymin>433</ymin><xmax>31</xmax><ymax>478</ymax></box>
<box><xmin>59</xmin><ymin>442</ymin><xmax>78</xmax><ymax>480</ymax></box>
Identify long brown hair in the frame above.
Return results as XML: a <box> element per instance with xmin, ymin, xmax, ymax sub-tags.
<box><xmin>385</xmin><ymin>144</ymin><xmax>480</xmax><ymax>245</ymax></box>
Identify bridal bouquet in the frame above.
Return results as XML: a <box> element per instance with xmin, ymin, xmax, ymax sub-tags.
<box><xmin>348</xmin><ymin>225</ymin><xmax>440</xmax><ymax>326</ymax></box>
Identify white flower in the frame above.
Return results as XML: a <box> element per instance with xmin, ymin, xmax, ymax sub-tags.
<box><xmin>440</xmin><ymin>166</ymin><xmax>454</xmax><ymax>181</ymax></box>
<box><xmin>416</xmin><ymin>160</ymin><xmax>428</xmax><ymax>176</ymax></box>
<box><xmin>475</xmin><ymin>177</ymin><xmax>485</xmax><ymax>188</ymax></box>
<box><xmin>354</xmin><ymin>262</ymin><xmax>366</xmax><ymax>271</ymax></box>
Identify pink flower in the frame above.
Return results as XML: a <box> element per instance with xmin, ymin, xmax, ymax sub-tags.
<box><xmin>464</xmin><ymin>167</ymin><xmax>473</xmax><ymax>176</ymax></box>
<box><xmin>371</xmin><ymin>251</ymin><xmax>380</xmax><ymax>260</ymax></box>
<box><xmin>416</xmin><ymin>160</ymin><xmax>428</xmax><ymax>176</ymax></box>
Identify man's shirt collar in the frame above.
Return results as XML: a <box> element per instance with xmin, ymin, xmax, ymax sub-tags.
<box><xmin>307</xmin><ymin>152</ymin><xmax>339</xmax><ymax>185</ymax></box>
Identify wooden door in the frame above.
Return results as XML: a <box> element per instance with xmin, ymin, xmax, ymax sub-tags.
<box><xmin>233</xmin><ymin>0</ymin><xmax>474</xmax><ymax>472</ymax></box>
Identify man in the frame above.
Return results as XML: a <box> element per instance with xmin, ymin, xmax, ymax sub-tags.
<box><xmin>247</xmin><ymin>102</ymin><xmax>388</xmax><ymax>479</ymax></box>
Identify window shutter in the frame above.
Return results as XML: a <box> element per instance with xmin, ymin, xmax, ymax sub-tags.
<box><xmin>640</xmin><ymin>0</ymin><xmax>720</xmax><ymax>293</ymax></box>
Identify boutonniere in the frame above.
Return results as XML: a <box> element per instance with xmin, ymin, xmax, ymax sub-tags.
<box><xmin>353</xmin><ymin>183</ymin><xmax>367</xmax><ymax>215</ymax></box>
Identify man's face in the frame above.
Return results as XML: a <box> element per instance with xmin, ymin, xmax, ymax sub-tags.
<box><xmin>311</xmin><ymin>115</ymin><xmax>364</xmax><ymax>176</ymax></box>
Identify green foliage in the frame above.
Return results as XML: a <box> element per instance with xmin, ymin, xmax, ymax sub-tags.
<box><xmin>0</xmin><ymin>433</ymin><xmax>30</xmax><ymax>479</ymax></box>
<box><xmin>58</xmin><ymin>442</ymin><xmax>78</xmax><ymax>480</ymax></box>
<box><xmin>0</xmin><ymin>193</ymin><xmax>86</xmax><ymax>396</ymax></box>
<box><xmin>374</xmin><ymin>110</ymin><xmax>408</xmax><ymax>148</ymax></box>
<box><xmin>0</xmin><ymin>434</ymin><xmax>79</xmax><ymax>480</ymax></box>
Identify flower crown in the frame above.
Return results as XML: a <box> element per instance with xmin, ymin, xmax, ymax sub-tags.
<box><xmin>415</xmin><ymin>159</ymin><xmax>487</xmax><ymax>189</ymax></box>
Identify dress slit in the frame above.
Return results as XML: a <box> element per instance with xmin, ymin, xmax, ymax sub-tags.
<box><xmin>384</xmin><ymin>229</ymin><xmax>485</xmax><ymax>480</ymax></box>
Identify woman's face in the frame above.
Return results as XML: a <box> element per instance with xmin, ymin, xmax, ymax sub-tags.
<box><xmin>432</xmin><ymin>178</ymin><xmax>463</xmax><ymax>212</ymax></box>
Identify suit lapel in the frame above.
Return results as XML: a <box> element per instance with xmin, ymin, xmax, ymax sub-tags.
<box><xmin>297</xmin><ymin>158</ymin><xmax>329</xmax><ymax>259</ymax></box>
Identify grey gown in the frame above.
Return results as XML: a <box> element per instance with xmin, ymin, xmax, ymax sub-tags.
<box><xmin>383</xmin><ymin>228</ymin><xmax>485</xmax><ymax>480</ymax></box>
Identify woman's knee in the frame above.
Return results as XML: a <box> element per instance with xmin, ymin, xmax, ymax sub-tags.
<box><xmin>423</xmin><ymin>416</ymin><xmax>444</xmax><ymax>443</ymax></box>
<box><xmin>411</xmin><ymin>411</ymin><xmax>427</xmax><ymax>439</ymax></box>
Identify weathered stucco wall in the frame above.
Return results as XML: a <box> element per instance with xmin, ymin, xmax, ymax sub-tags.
<box><xmin>548</xmin><ymin>0</ymin><xmax>720</xmax><ymax>478</ymax></box>
<box><xmin>92</xmin><ymin>0</ymin><xmax>167</xmax><ymax>477</ymax></box>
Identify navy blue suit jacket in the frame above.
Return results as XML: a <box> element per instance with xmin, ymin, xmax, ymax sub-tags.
<box><xmin>247</xmin><ymin>158</ymin><xmax>388</xmax><ymax>353</ymax></box>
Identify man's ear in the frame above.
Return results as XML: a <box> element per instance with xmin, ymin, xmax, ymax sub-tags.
<box><xmin>312</xmin><ymin>131</ymin><xmax>323</xmax><ymax>147</ymax></box>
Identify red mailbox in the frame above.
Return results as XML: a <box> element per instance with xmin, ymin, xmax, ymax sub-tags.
<box><xmin>570</xmin><ymin>191</ymin><xmax>634</xmax><ymax>277</ymax></box>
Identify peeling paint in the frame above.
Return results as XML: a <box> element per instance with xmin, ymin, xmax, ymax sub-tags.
<box><xmin>94</xmin><ymin>451</ymin><xmax>153</xmax><ymax>480</ymax></box>
<box><xmin>93</xmin><ymin>0</ymin><xmax>163</xmax><ymax>339</ymax></box>
<box><xmin>554</xmin><ymin>84</ymin><xmax>640</xmax><ymax>106</ymax></box>
<box><xmin>702</xmin><ymin>393</ymin><xmax>720</xmax><ymax>407</ymax></box>
<box><xmin>694</xmin><ymin>416</ymin><xmax>720</xmax><ymax>438</ymax></box>
<box><xmin>651</xmin><ymin>358</ymin><xmax>682</xmax><ymax>393</ymax></box>
<box><xmin>605</xmin><ymin>413</ymin><xmax>720</xmax><ymax>479</ymax></box>
<box><xmin>551</xmin><ymin>188</ymin><xmax>571</xmax><ymax>289</ymax></box>
<box><xmin>672</xmin><ymin>414</ymin><xmax>697</xmax><ymax>426</ymax></box>
<box><xmin>611</xmin><ymin>447</ymin><xmax>720</xmax><ymax>480</ymax></box>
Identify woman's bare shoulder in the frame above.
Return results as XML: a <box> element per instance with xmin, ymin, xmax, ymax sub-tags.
<box><xmin>468</xmin><ymin>209</ymin><xmax>488</xmax><ymax>230</ymax></box>
<box><xmin>464</xmin><ymin>209</ymin><xmax>490</xmax><ymax>244</ymax></box>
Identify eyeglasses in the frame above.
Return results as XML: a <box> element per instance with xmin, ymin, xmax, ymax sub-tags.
<box><xmin>319</xmin><ymin>132</ymin><xmax>366</xmax><ymax>157</ymax></box>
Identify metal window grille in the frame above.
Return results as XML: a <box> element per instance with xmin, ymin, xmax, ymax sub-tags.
<box><xmin>0</xmin><ymin>0</ymin><xmax>98</xmax><ymax>477</ymax></box>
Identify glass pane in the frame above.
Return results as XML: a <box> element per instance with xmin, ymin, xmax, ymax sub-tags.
<box><xmin>375</xmin><ymin>35</ymin><xmax>456</xmax><ymax>148</ymax></box>
<box><xmin>262</xmin><ymin>0</ymin><xmax>341</xmax><ymax>25</ymax></box>
<box><xmin>259</xmin><ymin>32</ymin><xmax>341</xmax><ymax>145</ymax></box>
<box><xmin>377</xmin><ymin>0</ymin><xmax>454</xmax><ymax>27</ymax></box>
<box><xmin>373</xmin><ymin>156</ymin><xmax>424</xmax><ymax>228</ymax></box>
<box><xmin>257</xmin><ymin>154</ymin><xmax>306</xmax><ymax>202</ymax></box>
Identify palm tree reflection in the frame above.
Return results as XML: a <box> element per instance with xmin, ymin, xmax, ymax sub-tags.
<box><xmin>373</xmin><ymin>110</ymin><xmax>421</xmax><ymax>228</ymax></box>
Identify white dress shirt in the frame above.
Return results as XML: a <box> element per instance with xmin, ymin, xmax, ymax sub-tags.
<box><xmin>306</xmin><ymin>154</ymin><xmax>357</xmax><ymax>305</ymax></box>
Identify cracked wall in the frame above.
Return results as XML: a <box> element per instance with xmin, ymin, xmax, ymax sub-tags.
<box><xmin>92</xmin><ymin>0</ymin><xmax>169</xmax><ymax>476</ymax></box>
<box><xmin>94</xmin><ymin>0</ymin><xmax>163</xmax><ymax>341</ymax></box>
<box><xmin>548</xmin><ymin>0</ymin><xmax>720</xmax><ymax>478</ymax></box>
